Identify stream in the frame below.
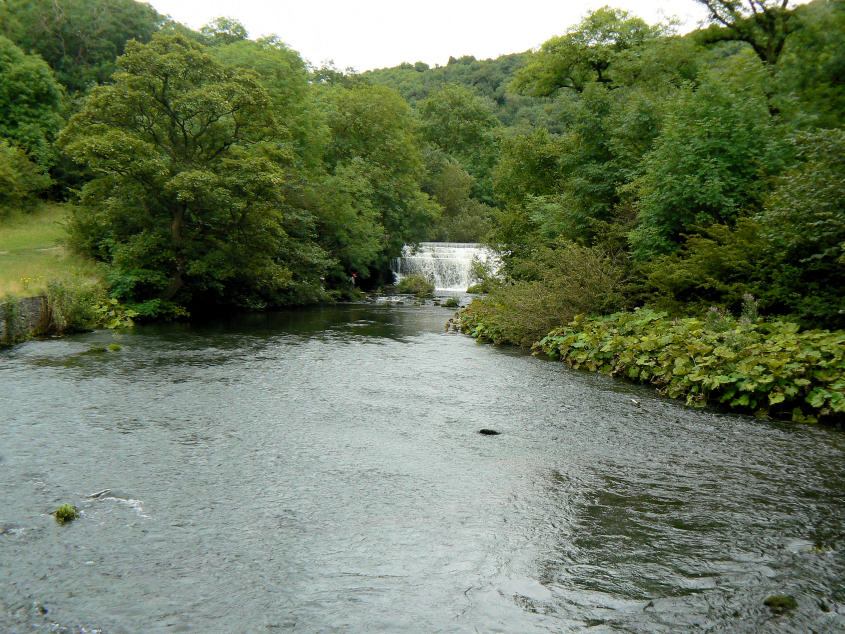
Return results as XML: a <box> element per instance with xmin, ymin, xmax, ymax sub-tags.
<box><xmin>1</xmin><ymin>303</ymin><xmax>843</xmax><ymax>632</ymax></box>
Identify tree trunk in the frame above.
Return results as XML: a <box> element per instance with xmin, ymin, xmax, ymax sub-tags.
<box><xmin>162</xmin><ymin>205</ymin><xmax>186</xmax><ymax>301</ymax></box>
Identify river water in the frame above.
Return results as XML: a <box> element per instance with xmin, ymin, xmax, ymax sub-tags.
<box><xmin>1</xmin><ymin>304</ymin><xmax>843</xmax><ymax>632</ymax></box>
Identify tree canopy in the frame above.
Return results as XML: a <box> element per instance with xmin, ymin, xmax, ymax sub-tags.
<box><xmin>0</xmin><ymin>0</ymin><xmax>163</xmax><ymax>93</ymax></box>
<box><xmin>510</xmin><ymin>8</ymin><xmax>666</xmax><ymax>96</ymax></box>
<box><xmin>58</xmin><ymin>33</ymin><xmax>329</xmax><ymax>313</ymax></box>
<box><xmin>2</xmin><ymin>0</ymin><xmax>841</xmax><ymax>327</ymax></box>
<box><xmin>0</xmin><ymin>36</ymin><xmax>64</xmax><ymax>168</ymax></box>
<box><xmin>695</xmin><ymin>0</ymin><xmax>799</xmax><ymax>65</ymax></box>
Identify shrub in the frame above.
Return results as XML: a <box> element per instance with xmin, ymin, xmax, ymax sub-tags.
<box><xmin>443</xmin><ymin>297</ymin><xmax>460</xmax><ymax>308</ymax></box>
<box><xmin>1</xmin><ymin>295</ymin><xmax>23</xmax><ymax>344</ymax></box>
<box><xmin>396</xmin><ymin>275</ymin><xmax>434</xmax><ymax>295</ymax></box>
<box><xmin>0</xmin><ymin>139</ymin><xmax>50</xmax><ymax>210</ymax></box>
<box><xmin>46</xmin><ymin>278</ymin><xmax>104</xmax><ymax>333</ymax></box>
<box><xmin>534</xmin><ymin>309</ymin><xmax>844</xmax><ymax>425</ymax></box>
<box><xmin>46</xmin><ymin>278</ymin><xmax>136</xmax><ymax>334</ymax></box>
<box><xmin>456</xmin><ymin>239</ymin><xmax>630</xmax><ymax>347</ymax></box>
<box><xmin>53</xmin><ymin>504</ymin><xmax>79</xmax><ymax>524</ymax></box>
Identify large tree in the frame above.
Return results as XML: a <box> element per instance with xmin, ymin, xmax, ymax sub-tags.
<box><xmin>320</xmin><ymin>84</ymin><xmax>438</xmax><ymax>275</ymax></box>
<box><xmin>510</xmin><ymin>7</ymin><xmax>665</xmax><ymax>96</ymax></box>
<box><xmin>0</xmin><ymin>36</ymin><xmax>63</xmax><ymax>168</ymax></box>
<box><xmin>59</xmin><ymin>33</ymin><xmax>329</xmax><ymax>314</ymax></box>
<box><xmin>695</xmin><ymin>0</ymin><xmax>799</xmax><ymax>65</ymax></box>
<box><xmin>417</xmin><ymin>85</ymin><xmax>500</xmax><ymax>204</ymax></box>
<box><xmin>630</xmin><ymin>69</ymin><xmax>779</xmax><ymax>259</ymax></box>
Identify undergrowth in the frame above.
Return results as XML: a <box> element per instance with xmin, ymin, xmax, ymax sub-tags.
<box><xmin>531</xmin><ymin>309</ymin><xmax>844</xmax><ymax>425</ymax></box>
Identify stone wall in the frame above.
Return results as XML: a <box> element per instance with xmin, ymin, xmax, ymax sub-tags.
<box><xmin>0</xmin><ymin>296</ymin><xmax>49</xmax><ymax>345</ymax></box>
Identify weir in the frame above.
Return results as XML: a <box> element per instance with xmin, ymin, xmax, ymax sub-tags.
<box><xmin>391</xmin><ymin>242</ymin><xmax>500</xmax><ymax>292</ymax></box>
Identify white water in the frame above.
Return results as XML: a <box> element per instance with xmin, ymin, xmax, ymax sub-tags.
<box><xmin>392</xmin><ymin>242</ymin><xmax>500</xmax><ymax>291</ymax></box>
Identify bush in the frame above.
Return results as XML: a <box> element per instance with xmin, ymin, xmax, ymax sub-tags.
<box><xmin>643</xmin><ymin>219</ymin><xmax>768</xmax><ymax>316</ymax></box>
<box><xmin>396</xmin><ymin>275</ymin><xmax>434</xmax><ymax>295</ymax></box>
<box><xmin>0</xmin><ymin>139</ymin><xmax>50</xmax><ymax>210</ymax></box>
<box><xmin>53</xmin><ymin>504</ymin><xmax>79</xmax><ymax>524</ymax></box>
<box><xmin>46</xmin><ymin>278</ymin><xmax>136</xmax><ymax>334</ymax></box>
<box><xmin>456</xmin><ymin>239</ymin><xmax>630</xmax><ymax>347</ymax></box>
<box><xmin>535</xmin><ymin>309</ymin><xmax>844</xmax><ymax>425</ymax></box>
<box><xmin>1</xmin><ymin>295</ymin><xmax>23</xmax><ymax>344</ymax></box>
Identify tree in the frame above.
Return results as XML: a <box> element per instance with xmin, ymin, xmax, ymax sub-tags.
<box><xmin>756</xmin><ymin>129</ymin><xmax>845</xmax><ymax>326</ymax></box>
<box><xmin>0</xmin><ymin>36</ymin><xmax>64</xmax><ymax>168</ymax></box>
<box><xmin>630</xmin><ymin>68</ymin><xmax>779</xmax><ymax>259</ymax></box>
<box><xmin>321</xmin><ymin>83</ymin><xmax>438</xmax><ymax>274</ymax></box>
<box><xmin>58</xmin><ymin>33</ymin><xmax>329</xmax><ymax>314</ymax></box>
<box><xmin>510</xmin><ymin>8</ymin><xmax>665</xmax><ymax>96</ymax></box>
<box><xmin>210</xmin><ymin>36</ymin><xmax>329</xmax><ymax>172</ymax></box>
<box><xmin>695</xmin><ymin>0</ymin><xmax>799</xmax><ymax>65</ymax></box>
<box><xmin>774</xmin><ymin>0</ymin><xmax>845</xmax><ymax>127</ymax></box>
<box><xmin>200</xmin><ymin>17</ymin><xmax>249</xmax><ymax>46</ymax></box>
<box><xmin>0</xmin><ymin>0</ymin><xmax>163</xmax><ymax>93</ymax></box>
<box><xmin>417</xmin><ymin>85</ymin><xmax>500</xmax><ymax>203</ymax></box>
<box><xmin>426</xmin><ymin>161</ymin><xmax>492</xmax><ymax>242</ymax></box>
<box><xmin>0</xmin><ymin>139</ymin><xmax>51</xmax><ymax>208</ymax></box>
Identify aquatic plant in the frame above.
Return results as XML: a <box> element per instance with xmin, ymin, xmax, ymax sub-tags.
<box><xmin>53</xmin><ymin>504</ymin><xmax>79</xmax><ymax>524</ymax></box>
<box><xmin>443</xmin><ymin>297</ymin><xmax>460</xmax><ymax>308</ymax></box>
<box><xmin>764</xmin><ymin>594</ymin><xmax>797</xmax><ymax>614</ymax></box>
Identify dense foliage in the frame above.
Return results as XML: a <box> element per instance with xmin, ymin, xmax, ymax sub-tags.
<box><xmin>1</xmin><ymin>0</ymin><xmax>842</xmax><ymax>349</ymax></box>
<box><xmin>59</xmin><ymin>34</ymin><xmax>331</xmax><ymax>314</ymax></box>
<box><xmin>533</xmin><ymin>309</ymin><xmax>844</xmax><ymax>425</ymax></box>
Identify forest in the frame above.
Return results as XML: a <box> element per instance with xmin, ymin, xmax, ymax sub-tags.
<box><xmin>0</xmin><ymin>0</ymin><xmax>842</xmax><ymax>333</ymax></box>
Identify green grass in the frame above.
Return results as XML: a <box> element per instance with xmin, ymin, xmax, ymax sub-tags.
<box><xmin>0</xmin><ymin>202</ymin><xmax>101</xmax><ymax>297</ymax></box>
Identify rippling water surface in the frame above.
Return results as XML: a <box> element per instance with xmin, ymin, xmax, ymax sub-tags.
<box><xmin>1</xmin><ymin>304</ymin><xmax>843</xmax><ymax>632</ymax></box>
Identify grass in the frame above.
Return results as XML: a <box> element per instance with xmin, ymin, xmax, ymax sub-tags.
<box><xmin>0</xmin><ymin>202</ymin><xmax>101</xmax><ymax>297</ymax></box>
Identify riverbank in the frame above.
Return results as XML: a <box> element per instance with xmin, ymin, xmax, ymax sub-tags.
<box><xmin>456</xmin><ymin>304</ymin><xmax>845</xmax><ymax>427</ymax></box>
<box><xmin>0</xmin><ymin>202</ymin><xmax>100</xmax><ymax>297</ymax></box>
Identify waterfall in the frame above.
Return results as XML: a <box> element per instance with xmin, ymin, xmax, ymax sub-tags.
<box><xmin>391</xmin><ymin>242</ymin><xmax>500</xmax><ymax>292</ymax></box>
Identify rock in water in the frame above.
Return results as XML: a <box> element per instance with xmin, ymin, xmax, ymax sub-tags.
<box><xmin>478</xmin><ymin>429</ymin><xmax>500</xmax><ymax>436</ymax></box>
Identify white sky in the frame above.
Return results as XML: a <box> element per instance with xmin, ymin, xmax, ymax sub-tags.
<box><xmin>147</xmin><ymin>1</ymin><xmax>713</xmax><ymax>72</ymax></box>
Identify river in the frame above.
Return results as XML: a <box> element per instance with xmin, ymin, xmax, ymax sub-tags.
<box><xmin>1</xmin><ymin>303</ymin><xmax>843</xmax><ymax>632</ymax></box>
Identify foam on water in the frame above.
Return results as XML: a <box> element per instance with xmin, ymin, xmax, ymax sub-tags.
<box><xmin>391</xmin><ymin>242</ymin><xmax>500</xmax><ymax>291</ymax></box>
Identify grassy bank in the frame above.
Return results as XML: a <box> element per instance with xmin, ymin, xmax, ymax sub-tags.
<box><xmin>0</xmin><ymin>202</ymin><xmax>100</xmax><ymax>297</ymax></box>
<box><xmin>456</xmin><ymin>304</ymin><xmax>844</xmax><ymax>426</ymax></box>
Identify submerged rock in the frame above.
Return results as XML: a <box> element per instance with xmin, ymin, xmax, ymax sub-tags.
<box><xmin>478</xmin><ymin>429</ymin><xmax>500</xmax><ymax>436</ymax></box>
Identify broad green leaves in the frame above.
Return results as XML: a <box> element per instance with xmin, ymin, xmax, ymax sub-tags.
<box><xmin>530</xmin><ymin>309</ymin><xmax>844</xmax><ymax>425</ymax></box>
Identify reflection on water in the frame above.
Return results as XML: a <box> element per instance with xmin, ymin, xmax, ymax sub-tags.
<box><xmin>1</xmin><ymin>304</ymin><xmax>843</xmax><ymax>632</ymax></box>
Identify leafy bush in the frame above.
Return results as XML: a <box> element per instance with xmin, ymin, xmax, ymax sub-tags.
<box><xmin>455</xmin><ymin>239</ymin><xmax>630</xmax><ymax>347</ymax></box>
<box><xmin>0</xmin><ymin>140</ymin><xmax>51</xmax><ymax>209</ymax></box>
<box><xmin>535</xmin><ymin>309</ymin><xmax>844</xmax><ymax>425</ymax></box>
<box><xmin>46</xmin><ymin>278</ymin><xmax>136</xmax><ymax>334</ymax></box>
<box><xmin>396</xmin><ymin>275</ymin><xmax>434</xmax><ymax>295</ymax></box>
<box><xmin>1</xmin><ymin>295</ymin><xmax>23</xmax><ymax>344</ymax></box>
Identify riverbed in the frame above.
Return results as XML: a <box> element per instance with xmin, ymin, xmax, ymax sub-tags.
<box><xmin>1</xmin><ymin>304</ymin><xmax>842</xmax><ymax>632</ymax></box>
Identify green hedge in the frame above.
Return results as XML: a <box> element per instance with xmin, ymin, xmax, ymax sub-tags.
<box><xmin>532</xmin><ymin>310</ymin><xmax>843</xmax><ymax>425</ymax></box>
